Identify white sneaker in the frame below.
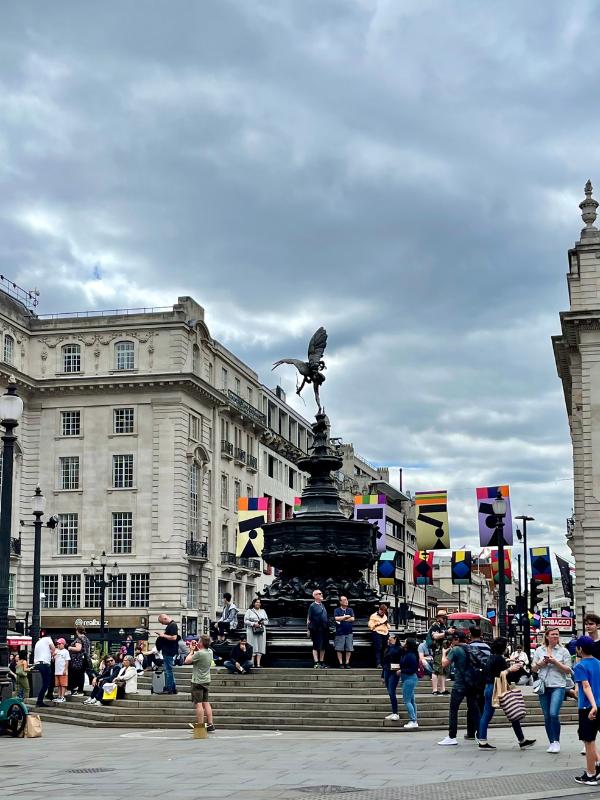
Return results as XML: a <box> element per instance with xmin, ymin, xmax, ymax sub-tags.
<box><xmin>404</xmin><ymin>721</ymin><xmax>419</xmax><ymax>728</ymax></box>
<box><xmin>438</xmin><ymin>736</ymin><xmax>458</xmax><ymax>746</ymax></box>
<box><xmin>385</xmin><ymin>713</ymin><xmax>399</xmax><ymax>721</ymax></box>
<box><xmin>83</xmin><ymin>698</ymin><xmax>94</xmax><ymax>705</ymax></box>
<box><xmin>547</xmin><ymin>742</ymin><xmax>559</xmax><ymax>753</ymax></box>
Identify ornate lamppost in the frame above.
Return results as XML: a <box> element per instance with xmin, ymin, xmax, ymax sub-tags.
<box><xmin>0</xmin><ymin>377</ymin><xmax>23</xmax><ymax>696</ymax></box>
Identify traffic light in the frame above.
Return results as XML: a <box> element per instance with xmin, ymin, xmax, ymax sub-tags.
<box><xmin>515</xmin><ymin>595</ymin><xmax>527</xmax><ymax>615</ymax></box>
<box><xmin>529</xmin><ymin>577</ymin><xmax>544</xmax><ymax>612</ymax></box>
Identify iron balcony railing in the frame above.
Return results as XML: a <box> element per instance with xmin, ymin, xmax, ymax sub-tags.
<box><xmin>227</xmin><ymin>390</ymin><xmax>267</xmax><ymax>426</ymax></box>
<box><xmin>220</xmin><ymin>552</ymin><xmax>261</xmax><ymax>572</ymax></box>
<box><xmin>247</xmin><ymin>454</ymin><xmax>258</xmax><ymax>470</ymax></box>
<box><xmin>186</xmin><ymin>539</ymin><xmax>208</xmax><ymax>559</ymax></box>
<box><xmin>234</xmin><ymin>447</ymin><xmax>247</xmax><ymax>464</ymax></box>
<box><xmin>221</xmin><ymin>440</ymin><xmax>234</xmax><ymax>457</ymax></box>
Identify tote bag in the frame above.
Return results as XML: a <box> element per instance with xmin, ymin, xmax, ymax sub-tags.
<box><xmin>25</xmin><ymin>714</ymin><xmax>43</xmax><ymax>738</ymax></box>
<box><xmin>498</xmin><ymin>688</ymin><xmax>527</xmax><ymax>722</ymax></box>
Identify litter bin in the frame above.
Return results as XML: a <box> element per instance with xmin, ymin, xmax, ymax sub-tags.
<box><xmin>30</xmin><ymin>665</ymin><xmax>44</xmax><ymax>699</ymax></box>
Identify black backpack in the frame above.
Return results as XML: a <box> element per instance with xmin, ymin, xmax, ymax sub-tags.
<box><xmin>462</xmin><ymin>644</ymin><xmax>490</xmax><ymax>689</ymax></box>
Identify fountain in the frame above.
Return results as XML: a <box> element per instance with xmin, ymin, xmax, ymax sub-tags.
<box><xmin>260</xmin><ymin>329</ymin><xmax>380</xmax><ymax>665</ymax></box>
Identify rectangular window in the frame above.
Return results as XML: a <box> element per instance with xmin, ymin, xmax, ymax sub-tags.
<box><xmin>108</xmin><ymin>574</ymin><xmax>127</xmax><ymax>607</ymax></box>
<box><xmin>247</xmin><ymin>387</ymin><xmax>253</xmax><ymax>406</ymax></box>
<box><xmin>187</xmin><ymin>575</ymin><xmax>198</xmax><ymax>609</ymax></box>
<box><xmin>190</xmin><ymin>463</ymin><xmax>199</xmax><ymax>539</ymax></box>
<box><xmin>189</xmin><ymin>414</ymin><xmax>200</xmax><ymax>441</ymax></box>
<box><xmin>220</xmin><ymin>474</ymin><xmax>228</xmax><ymax>507</ymax></box>
<box><xmin>113</xmin><ymin>454</ymin><xmax>134</xmax><ymax>488</ymax></box>
<box><xmin>112</xmin><ymin>512</ymin><xmax>133</xmax><ymax>554</ymax></box>
<box><xmin>41</xmin><ymin>575</ymin><xmax>59</xmax><ymax>608</ymax></box>
<box><xmin>221</xmin><ymin>524</ymin><xmax>229</xmax><ymax>553</ymax></box>
<box><xmin>63</xmin><ymin>344</ymin><xmax>81</xmax><ymax>373</ymax></box>
<box><xmin>61</xmin><ymin>410</ymin><xmax>81</xmax><ymax>436</ymax></box>
<box><xmin>130</xmin><ymin>573</ymin><xmax>150</xmax><ymax>608</ymax></box>
<box><xmin>113</xmin><ymin>408</ymin><xmax>134</xmax><ymax>434</ymax></box>
<box><xmin>246</xmin><ymin>484</ymin><xmax>254</xmax><ymax>497</ymax></box>
<box><xmin>234</xmin><ymin>480</ymin><xmax>241</xmax><ymax>507</ymax></box>
<box><xmin>3</xmin><ymin>335</ymin><xmax>14</xmax><ymax>364</ymax></box>
<box><xmin>8</xmin><ymin>573</ymin><xmax>14</xmax><ymax>607</ymax></box>
<box><xmin>235</xmin><ymin>377</ymin><xmax>241</xmax><ymax>395</ymax></box>
<box><xmin>61</xmin><ymin>574</ymin><xmax>81</xmax><ymax>608</ymax></box>
<box><xmin>58</xmin><ymin>513</ymin><xmax>78</xmax><ymax>555</ymax></box>
<box><xmin>59</xmin><ymin>456</ymin><xmax>80</xmax><ymax>490</ymax></box>
<box><xmin>221</xmin><ymin>367</ymin><xmax>228</xmax><ymax>390</ymax></box>
<box><xmin>84</xmin><ymin>575</ymin><xmax>102</xmax><ymax>608</ymax></box>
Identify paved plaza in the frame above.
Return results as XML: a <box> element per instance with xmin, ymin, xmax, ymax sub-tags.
<box><xmin>2</xmin><ymin>722</ymin><xmax>599</xmax><ymax>800</ymax></box>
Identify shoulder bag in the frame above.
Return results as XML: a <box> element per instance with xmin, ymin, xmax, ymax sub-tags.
<box><xmin>498</xmin><ymin>686</ymin><xmax>527</xmax><ymax>722</ymax></box>
<box><xmin>250</xmin><ymin>610</ymin><xmax>264</xmax><ymax>634</ymax></box>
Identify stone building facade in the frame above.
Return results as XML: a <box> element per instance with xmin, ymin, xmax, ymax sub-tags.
<box><xmin>553</xmin><ymin>181</ymin><xmax>600</xmax><ymax>619</ymax></box>
<box><xmin>1</xmin><ymin>292</ymin><xmax>313</xmax><ymax>642</ymax></box>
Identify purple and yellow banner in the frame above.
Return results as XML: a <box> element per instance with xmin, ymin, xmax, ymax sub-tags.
<box><xmin>354</xmin><ymin>495</ymin><xmax>387</xmax><ymax>553</ymax></box>
<box><xmin>476</xmin><ymin>485</ymin><xmax>513</xmax><ymax>546</ymax></box>
<box><xmin>415</xmin><ymin>490</ymin><xmax>450</xmax><ymax>550</ymax></box>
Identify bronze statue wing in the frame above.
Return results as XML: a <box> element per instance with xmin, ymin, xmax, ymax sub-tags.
<box><xmin>307</xmin><ymin>327</ymin><xmax>327</xmax><ymax>368</ymax></box>
<box><xmin>272</xmin><ymin>358</ymin><xmax>307</xmax><ymax>373</ymax></box>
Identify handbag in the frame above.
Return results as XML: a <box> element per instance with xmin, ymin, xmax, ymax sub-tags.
<box><xmin>250</xmin><ymin>611</ymin><xmax>264</xmax><ymax>634</ymax></box>
<box><xmin>498</xmin><ymin>688</ymin><xmax>527</xmax><ymax>722</ymax></box>
<box><xmin>532</xmin><ymin>677</ymin><xmax>546</xmax><ymax>695</ymax></box>
<box><xmin>25</xmin><ymin>714</ymin><xmax>43</xmax><ymax>738</ymax></box>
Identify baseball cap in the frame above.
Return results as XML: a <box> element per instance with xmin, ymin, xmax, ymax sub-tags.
<box><xmin>576</xmin><ymin>635</ymin><xmax>596</xmax><ymax>650</ymax></box>
<box><xmin>452</xmin><ymin>631</ymin><xmax>467</xmax><ymax>642</ymax></box>
<box><xmin>56</xmin><ymin>638</ymin><xmax>66</xmax><ymax>645</ymax></box>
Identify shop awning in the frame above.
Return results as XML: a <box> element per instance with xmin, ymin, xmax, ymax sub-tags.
<box><xmin>7</xmin><ymin>631</ymin><xmax>32</xmax><ymax>647</ymax></box>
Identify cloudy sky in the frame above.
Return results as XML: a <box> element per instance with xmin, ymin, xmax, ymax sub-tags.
<box><xmin>2</xmin><ymin>0</ymin><xmax>596</xmax><ymax>564</ymax></box>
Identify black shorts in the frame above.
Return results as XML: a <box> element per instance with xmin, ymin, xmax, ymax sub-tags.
<box><xmin>310</xmin><ymin>629</ymin><xmax>329</xmax><ymax>651</ymax></box>
<box><xmin>578</xmin><ymin>708</ymin><xmax>600</xmax><ymax>742</ymax></box>
<box><xmin>191</xmin><ymin>682</ymin><xmax>210</xmax><ymax>704</ymax></box>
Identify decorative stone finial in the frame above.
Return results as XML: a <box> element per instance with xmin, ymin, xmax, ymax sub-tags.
<box><xmin>580</xmin><ymin>179</ymin><xmax>599</xmax><ymax>237</ymax></box>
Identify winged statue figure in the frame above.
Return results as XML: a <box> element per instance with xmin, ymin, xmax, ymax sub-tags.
<box><xmin>272</xmin><ymin>327</ymin><xmax>328</xmax><ymax>413</ymax></box>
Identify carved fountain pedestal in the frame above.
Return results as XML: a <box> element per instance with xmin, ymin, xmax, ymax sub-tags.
<box><xmin>259</xmin><ymin>413</ymin><xmax>380</xmax><ymax>666</ymax></box>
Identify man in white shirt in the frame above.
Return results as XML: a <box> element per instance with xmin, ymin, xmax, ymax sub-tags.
<box><xmin>33</xmin><ymin>633</ymin><xmax>55</xmax><ymax>707</ymax></box>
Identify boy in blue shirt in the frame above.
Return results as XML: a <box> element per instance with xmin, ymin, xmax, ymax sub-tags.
<box><xmin>573</xmin><ymin>636</ymin><xmax>600</xmax><ymax>785</ymax></box>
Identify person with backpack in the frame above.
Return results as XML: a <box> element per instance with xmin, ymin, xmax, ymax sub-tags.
<box><xmin>467</xmin><ymin>627</ymin><xmax>492</xmax><ymax>733</ymax></box>
<box><xmin>477</xmin><ymin>637</ymin><xmax>536</xmax><ymax>750</ymax></box>
<box><xmin>437</xmin><ymin>631</ymin><xmax>482</xmax><ymax>746</ymax></box>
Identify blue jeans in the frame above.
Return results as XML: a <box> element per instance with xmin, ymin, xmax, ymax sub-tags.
<box><xmin>385</xmin><ymin>669</ymin><xmax>400</xmax><ymax>714</ymax></box>
<box><xmin>402</xmin><ymin>673</ymin><xmax>418</xmax><ymax>722</ymax></box>
<box><xmin>478</xmin><ymin>683</ymin><xmax>525</xmax><ymax>742</ymax></box>
<box><xmin>163</xmin><ymin>654</ymin><xmax>176</xmax><ymax>692</ymax></box>
<box><xmin>372</xmin><ymin>633</ymin><xmax>388</xmax><ymax>667</ymax></box>
<box><xmin>36</xmin><ymin>662</ymin><xmax>52</xmax><ymax>705</ymax></box>
<box><xmin>538</xmin><ymin>686</ymin><xmax>565</xmax><ymax>743</ymax></box>
<box><xmin>224</xmin><ymin>659</ymin><xmax>253</xmax><ymax>674</ymax></box>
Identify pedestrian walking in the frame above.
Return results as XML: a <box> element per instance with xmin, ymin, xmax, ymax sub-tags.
<box><xmin>368</xmin><ymin>603</ymin><xmax>389</xmax><ymax>668</ymax></box>
<box><xmin>185</xmin><ymin>634</ymin><xmax>216</xmax><ymax>736</ymax></box>
<box><xmin>466</xmin><ymin>627</ymin><xmax>491</xmax><ymax>726</ymax></box>
<box><xmin>157</xmin><ymin>613</ymin><xmax>180</xmax><ymax>694</ymax></box>
<box><xmin>477</xmin><ymin>637</ymin><xmax>536</xmax><ymax>750</ymax></box>
<box><xmin>244</xmin><ymin>598</ymin><xmax>269</xmax><ymax>667</ymax></box>
<box><xmin>334</xmin><ymin>596</ymin><xmax>355</xmax><ymax>669</ymax></box>
<box><xmin>307</xmin><ymin>589</ymin><xmax>330</xmax><ymax>669</ymax></box>
<box><xmin>573</xmin><ymin>636</ymin><xmax>600</xmax><ymax>785</ymax></box>
<box><xmin>531</xmin><ymin>626</ymin><xmax>572</xmax><ymax>753</ymax></box>
<box><xmin>33</xmin><ymin>632</ymin><xmax>55</xmax><ymax>707</ymax></box>
<box><xmin>400</xmin><ymin>638</ymin><xmax>420</xmax><ymax>729</ymax></box>
<box><xmin>437</xmin><ymin>631</ymin><xmax>481</xmax><ymax>746</ymax></box>
<box><xmin>383</xmin><ymin>633</ymin><xmax>403</xmax><ymax>721</ymax></box>
<box><xmin>52</xmin><ymin>638</ymin><xmax>70</xmax><ymax>703</ymax></box>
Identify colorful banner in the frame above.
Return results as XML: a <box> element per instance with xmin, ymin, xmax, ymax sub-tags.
<box><xmin>451</xmin><ymin>550</ymin><xmax>472</xmax><ymax>585</ymax></box>
<box><xmin>486</xmin><ymin>607</ymin><xmax>497</xmax><ymax>625</ymax></box>
<box><xmin>476</xmin><ymin>485</ymin><xmax>514</xmax><ymax>546</ymax></box>
<box><xmin>377</xmin><ymin>551</ymin><xmax>397</xmax><ymax>587</ymax></box>
<box><xmin>491</xmin><ymin>548</ymin><xmax>512</xmax><ymax>584</ymax></box>
<box><xmin>236</xmin><ymin>497</ymin><xmax>268</xmax><ymax>559</ymax></box>
<box><xmin>530</xmin><ymin>546</ymin><xmax>552</xmax><ymax>585</ymax></box>
<box><xmin>555</xmin><ymin>555</ymin><xmax>574</xmax><ymax>600</ymax></box>
<box><xmin>354</xmin><ymin>495</ymin><xmax>387</xmax><ymax>553</ymax></box>
<box><xmin>415</xmin><ymin>490</ymin><xmax>450</xmax><ymax>550</ymax></box>
<box><xmin>413</xmin><ymin>550</ymin><xmax>434</xmax><ymax>586</ymax></box>
<box><xmin>294</xmin><ymin>497</ymin><xmax>302</xmax><ymax>513</ymax></box>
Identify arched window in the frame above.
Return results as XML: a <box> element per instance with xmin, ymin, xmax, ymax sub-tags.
<box><xmin>62</xmin><ymin>343</ymin><xmax>81</xmax><ymax>373</ymax></box>
<box><xmin>115</xmin><ymin>341</ymin><xmax>135</xmax><ymax>370</ymax></box>
<box><xmin>192</xmin><ymin>344</ymin><xmax>200</xmax><ymax>374</ymax></box>
<box><xmin>3</xmin><ymin>334</ymin><xmax>14</xmax><ymax>365</ymax></box>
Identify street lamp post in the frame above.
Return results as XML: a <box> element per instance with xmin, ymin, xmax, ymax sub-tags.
<box><xmin>0</xmin><ymin>377</ymin><xmax>24</xmax><ymax>697</ymax></box>
<box><xmin>85</xmin><ymin>552</ymin><xmax>119</xmax><ymax>655</ymax></box>
<box><xmin>31</xmin><ymin>486</ymin><xmax>46</xmax><ymax>649</ymax></box>
<box><xmin>515</xmin><ymin>515</ymin><xmax>534</xmax><ymax>665</ymax></box>
<box><xmin>492</xmin><ymin>491</ymin><xmax>508</xmax><ymax>638</ymax></box>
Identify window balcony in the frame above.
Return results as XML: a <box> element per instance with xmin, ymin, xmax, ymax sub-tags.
<box><xmin>186</xmin><ymin>539</ymin><xmax>208</xmax><ymax>560</ymax></box>
<box><xmin>226</xmin><ymin>390</ymin><xmax>267</xmax><ymax>427</ymax></box>
<box><xmin>10</xmin><ymin>537</ymin><xmax>21</xmax><ymax>557</ymax></box>
<box><xmin>234</xmin><ymin>447</ymin><xmax>247</xmax><ymax>465</ymax></box>
<box><xmin>220</xmin><ymin>551</ymin><xmax>261</xmax><ymax>574</ymax></box>
<box><xmin>247</xmin><ymin>454</ymin><xmax>258</xmax><ymax>472</ymax></box>
<box><xmin>221</xmin><ymin>440</ymin><xmax>234</xmax><ymax>459</ymax></box>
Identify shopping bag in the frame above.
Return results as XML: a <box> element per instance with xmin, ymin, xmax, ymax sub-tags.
<box><xmin>25</xmin><ymin>714</ymin><xmax>43</xmax><ymax>738</ymax></box>
<box><xmin>102</xmin><ymin>682</ymin><xmax>118</xmax><ymax>702</ymax></box>
<box><xmin>498</xmin><ymin>688</ymin><xmax>527</xmax><ymax>722</ymax></box>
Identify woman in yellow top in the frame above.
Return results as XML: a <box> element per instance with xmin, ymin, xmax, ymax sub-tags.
<box><xmin>368</xmin><ymin>603</ymin><xmax>390</xmax><ymax>668</ymax></box>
